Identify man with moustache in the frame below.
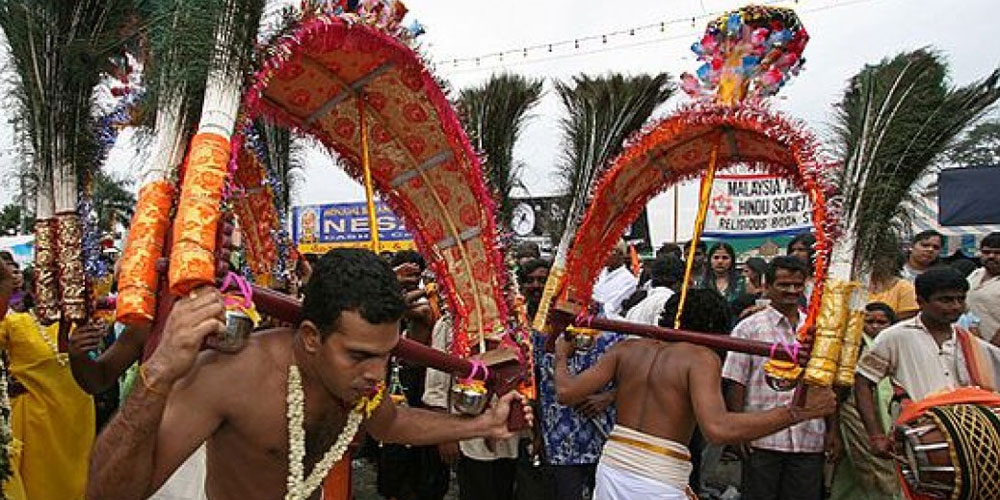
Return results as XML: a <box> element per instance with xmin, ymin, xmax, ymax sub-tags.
<box><xmin>965</xmin><ymin>232</ymin><xmax>1000</xmax><ymax>345</ymax></box>
<box><xmin>723</xmin><ymin>256</ymin><xmax>832</xmax><ymax>500</ymax></box>
<box><xmin>87</xmin><ymin>249</ymin><xmax>529</xmax><ymax>500</ymax></box>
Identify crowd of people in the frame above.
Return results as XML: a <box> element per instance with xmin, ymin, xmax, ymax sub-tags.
<box><xmin>0</xmin><ymin>226</ymin><xmax>998</xmax><ymax>500</ymax></box>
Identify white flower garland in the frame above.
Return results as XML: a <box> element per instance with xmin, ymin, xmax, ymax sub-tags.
<box><xmin>0</xmin><ymin>353</ymin><xmax>12</xmax><ymax>497</ymax></box>
<box><xmin>284</xmin><ymin>365</ymin><xmax>384</xmax><ymax>500</ymax></box>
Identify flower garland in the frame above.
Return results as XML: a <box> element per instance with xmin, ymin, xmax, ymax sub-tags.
<box><xmin>284</xmin><ymin>365</ymin><xmax>384</xmax><ymax>500</ymax></box>
<box><xmin>0</xmin><ymin>354</ymin><xmax>12</xmax><ymax>499</ymax></box>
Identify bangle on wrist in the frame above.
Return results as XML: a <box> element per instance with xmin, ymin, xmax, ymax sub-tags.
<box><xmin>139</xmin><ymin>364</ymin><xmax>169</xmax><ymax>397</ymax></box>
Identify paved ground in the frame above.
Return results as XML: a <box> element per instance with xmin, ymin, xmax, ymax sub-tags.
<box><xmin>349</xmin><ymin>455</ymin><xmax>741</xmax><ymax>500</ymax></box>
<box><xmin>351</xmin><ymin>458</ymin><xmax>459</xmax><ymax>500</ymax></box>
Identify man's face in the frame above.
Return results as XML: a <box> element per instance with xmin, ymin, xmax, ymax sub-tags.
<box><xmin>918</xmin><ymin>289</ymin><xmax>966</xmax><ymax>325</ymax></box>
<box><xmin>911</xmin><ymin>236</ymin><xmax>942</xmax><ymax>266</ymax></box>
<box><xmin>980</xmin><ymin>245</ymin><xmax>1000</xmax><ymax>276</ymax></box>
<box><xmin>863</xmin><ymin>310</ymin><xmax>892</xmax><ymax>337</ymax></box>
<box><xmin>522</xmin><ymin>266</ymin><xmax>549</xmax><ymax>306</ymax></box>
<box><xmin>314</xmin><ymin>310</ymin><xmax>400</xmax><ymax>406</ymax></box>
<box><xmin>766</xmin><ymin>268</ymin><xmax>806</xmax><ymax>308</ymax></box>
<box><xmin>789</xmin><ymin>242</ymin><xmax>811</xmax><ymax>264</ymax></box>
<box><xmin>710</xmin><ymin>249</ymin><xmax>732</xmax><ymax>274</ymax></box>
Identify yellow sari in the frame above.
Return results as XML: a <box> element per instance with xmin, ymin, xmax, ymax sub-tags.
<box><xmin>1</xmin><ymin>312</ymin><xmax>95</xmax><ymax>500</ymax></box>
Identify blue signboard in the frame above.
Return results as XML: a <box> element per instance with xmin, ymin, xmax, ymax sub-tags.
<box><xmin>292</xmin><ymin>201</ymin><xmax>414</xmax><ymax>253</ymax></box>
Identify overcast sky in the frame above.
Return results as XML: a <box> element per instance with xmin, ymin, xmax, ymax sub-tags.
<box><xmin>1</xmin><ymin>0</ymin><xmax>998</xmax><ymax>244</ymax></box>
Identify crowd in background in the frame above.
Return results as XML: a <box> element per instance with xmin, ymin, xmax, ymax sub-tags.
<box><xmin>0</xmin><ymin>225</ymin><xmax>998</xmax><ymax>500</ymax></box>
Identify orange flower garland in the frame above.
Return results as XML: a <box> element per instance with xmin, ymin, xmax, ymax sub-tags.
<box><xmin>168</xmin><ymin>132</ymin><xmax>230</xmax><ymax>295</ymax></box>
<box><xmin>116</xmin><ymin>180</ymin><xmax>175</xmax><ymax>325</ymax></box>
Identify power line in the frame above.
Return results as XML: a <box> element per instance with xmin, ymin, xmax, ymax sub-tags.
<box><xmin>436</xmin><ymin>0</ymin><xmax>885</xmax><ymax>75</ymax></box>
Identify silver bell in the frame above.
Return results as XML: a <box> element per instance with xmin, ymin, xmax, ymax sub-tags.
<box><xmin>451</xmin><ymin>383</ymin><xmax>489</xmax><ymax>415</ymax></box>
<box><xmin>210</xmin><ymin>309</ymin><xmax>253</xmax><ymax>353</ymax></box>
<box><xmin>574</xmin><ymin>333</ymin><xmax>596</xmax><ymax>351</ymax></box>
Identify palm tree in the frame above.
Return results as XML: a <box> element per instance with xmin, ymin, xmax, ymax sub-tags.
<box><xmin>552</xmin><ymin>73</ymin><xmax>675</xmax><ymax>247</ymax></box>
<box><xmin>256</xmin><ymin>119</ymin><xmax>306</xmax><ymax>222</ymax></box>
<box><xmin>457</xmin><ymin>74</ymin><xmax>544</xmax><ymax>227</ymax></box>
<box><xmin>832</xmin><ymin>49</ymin><xmax>1000</xmax><ymax>278</ymax></box>
<box><xmin>0</xmin><ymin>0</ymin><xmax>138</xmax><ymax>321</ymax></box>
<box><xmin>91</xmin><ymin>171</ymin><xmax>136</xmax><ymax>234</ymax></box>
<box><xmin>531</xmin><ymin>73</ymin><xmax>673</xmax><ymax>329</ymax></box>
<box><xmin>947</xmin><ymin>118</ymin><xmax>1000</xmax><ymax>167</ymax></box>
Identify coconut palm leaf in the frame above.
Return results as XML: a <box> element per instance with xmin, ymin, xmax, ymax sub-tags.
<box><xmin>138</xmin><ymin>0</ymin><xmax>265</xmax><ymax>135</ymax></box>
<box><xmin>834</xmin><ymin>49</ymin><xmax>1000</xmax><ymax>277</ymax></box>
<box><xmin>552</xmin><ymin>73</ymin><xmax>675</xmax><ymax>241</ymax></box>
<box><xmin>458</xmin><ymin>74</ymin><xmax>544</xmax><ymax>227</ymax></box>
<box><xmin>0</xmin><ymin>0</ymin><xmax>139</xmax><ymax>213</ymax></box>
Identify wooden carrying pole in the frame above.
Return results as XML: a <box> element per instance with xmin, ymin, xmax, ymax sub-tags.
<box><xmin>574</xmin><ymin>315</ymin><xmax>809</xmax><ymax>365</ymax></box>
<box><xmin>248</xmin><ymin>284</ymin><xmax>528</xmax><ymax>429</ymax></box>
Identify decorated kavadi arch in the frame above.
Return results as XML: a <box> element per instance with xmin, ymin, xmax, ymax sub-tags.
<box><xmin>116</xmin><ymin>5</ymin><xmax>524</xmax><ymax>367</ymax></box>
<box><xmin>536</xmin><ymin>5</ymin><xmax>853</xmax><ymax>390</ymax></box>
<box><xmin>237</xmin><ymin>14</ymin><xmax>516</xmax><ymax>357</ymax></box>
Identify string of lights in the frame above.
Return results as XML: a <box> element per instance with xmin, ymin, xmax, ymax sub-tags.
<box><xmin>436</xmin><ymin>0</ymin><xmax>884</xmax><ymax>74</ymax></box>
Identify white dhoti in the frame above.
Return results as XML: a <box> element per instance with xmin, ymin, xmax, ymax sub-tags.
<box><xmin>149</xmin><ymin>444</ymin><xmax>208</xmax><ymax>500</ymax></box>
<box><xmin>594</xmin><ymin>425</ymin><xmax>695</xmax><ymax>500</ymax></box>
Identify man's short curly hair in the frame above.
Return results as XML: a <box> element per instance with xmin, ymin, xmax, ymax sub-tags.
<box><xmin>302</xmin><ymin>249</ymin><xmax>405</xmax><ymax>338</ymax></box>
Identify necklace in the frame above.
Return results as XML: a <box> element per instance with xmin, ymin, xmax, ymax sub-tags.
<box><xmin>284</xmin><ymin>365</ymin><xmax>384</xmax><ymax>500</ymax></box>
<box><xmin>31</xmin><ymin>314</ymin><xmax>68</xmax><ymax>366</ymax></box>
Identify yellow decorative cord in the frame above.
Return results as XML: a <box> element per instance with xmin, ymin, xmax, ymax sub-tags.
<box><xmin>358</xmin><ymin>95</ymin><xmax>381</xmax><ymax>254</ymax></box>
<box><xmin>675</xmin><ymin>133</ymin><xmax>722</xmax><ymax>329</ymax></box>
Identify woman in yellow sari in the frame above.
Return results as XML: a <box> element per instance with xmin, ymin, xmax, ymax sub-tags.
<box><xmin>0</xmin><ymin>306</ymin><xmax>96</xmax><ymax>499</ymax></box>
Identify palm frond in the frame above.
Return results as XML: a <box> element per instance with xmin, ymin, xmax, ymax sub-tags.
<box><xmin>457</xmin><ymin>73</ymin><xmax>544</xmax><ymax>227</ymax></box>
<box><xmin>834</xmin><ymin>48</ymin><xmax>1000</xmax><ymax>276</ymax></box>
<box><xmin>137</xmin><ymin>0</ymin><xmax>264</xmax><ymax>133</ymax></box>
<box><xmin>0</xmin><ymin>0</ymin><xmax>140</xmax><ymax>211</ymax></box>
<box><xmin>553</xmin><ymin>73</ymin><xmax>675</xmax><ymax>240</ymax></box>
<box><xmin>947</xmin><ymin>118</ymin><xmax>1000</xmax><ymax>167</ymax></box>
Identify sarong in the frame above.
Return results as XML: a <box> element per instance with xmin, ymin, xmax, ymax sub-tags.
<box><xmin>594</xmin><ymin>425</ymin><xmax>695</xmax><ymax>499</ymax></box>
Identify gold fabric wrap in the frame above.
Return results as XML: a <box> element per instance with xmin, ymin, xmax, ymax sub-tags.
<box><xmin>804</xmin><ymin>280</ymin><xmax>855</xmax><ymax>387</ymax></box>
<box><xmin>168</xmin><ymin>132</ymin><xmax>229</xmax><ymax>295</ymax></box>
<box><xmin>56</xmin><ymin>213</ymin><xmax>87</xmax><ymax>322</ymax></box>
<box><xmin>33</xmin><ymin>218</ymin><xmax>60</xmax><ymax>324</ymax></box>
<box><xmin>835</xmin><ymin>309</ymin><xmax>866</xmax><ymax>387</ymax></box>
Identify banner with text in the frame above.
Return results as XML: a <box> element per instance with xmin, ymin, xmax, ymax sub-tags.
<box><xmin>702</xmin><ymin>171</ymin><xmax>813</xmax><ymax>239</ymax></box>
<box><xmin>292</xmin><ymin>201</ymin><xmax>415</xmax><ymax>254</ymax></box>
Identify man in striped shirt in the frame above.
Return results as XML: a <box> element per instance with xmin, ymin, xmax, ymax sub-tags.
<box><xmin>722</xmin><ymin>256</ymin><xmax>830</xmax><ymax>500</ymax></box>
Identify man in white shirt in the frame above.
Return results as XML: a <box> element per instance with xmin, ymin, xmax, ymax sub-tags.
<box><xmin>966</xmin><ymin>232</ymin><xmax>1000</xmax><ymax>344</ymax></box>
<box><xmin>624</xmin><ymin>256</ymin><xmax>684</xmax><ymax>326</ymax></box>
<box><xmin>592</xmin><ymin>241</ymin><xmax>638</xmax><ymax>317</ymax></box>
<box><xmin>855</xmin><ymin>266</ymin><xmax>1000</xmax><ymax>458</ymax></box>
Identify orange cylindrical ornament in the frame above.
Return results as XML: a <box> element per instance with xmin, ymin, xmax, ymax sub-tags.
<box><xmin>116</xmin><ymin>180</ymin><xmax>175</xmax><ymax>325</ymax></box>
<box><xmin>169</xmin><ymin>132</ymin><xmax>230</xmax><ymax>295</ymax></box>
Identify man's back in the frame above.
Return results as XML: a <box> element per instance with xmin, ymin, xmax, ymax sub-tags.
<box><xmin>612</xmin><ymin>338</ymin><xmax>717</xmax><ymax>444</ymax></box>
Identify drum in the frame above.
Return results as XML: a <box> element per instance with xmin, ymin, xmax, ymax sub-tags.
<box><xmin>895</xmin><ymin>402</ymin><xmax>1000</xmax><ymax>500</ymax></box>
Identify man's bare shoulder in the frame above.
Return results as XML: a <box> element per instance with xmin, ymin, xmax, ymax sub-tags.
<box><xmin>613</xmin><ymin>338</ymin><xmax>718</xmax><ymax>364</ymax></box>
<box><xmin>173</xmin><ymin>327</ymin><xmax>294</xmax><ymax>394</ymax></box>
